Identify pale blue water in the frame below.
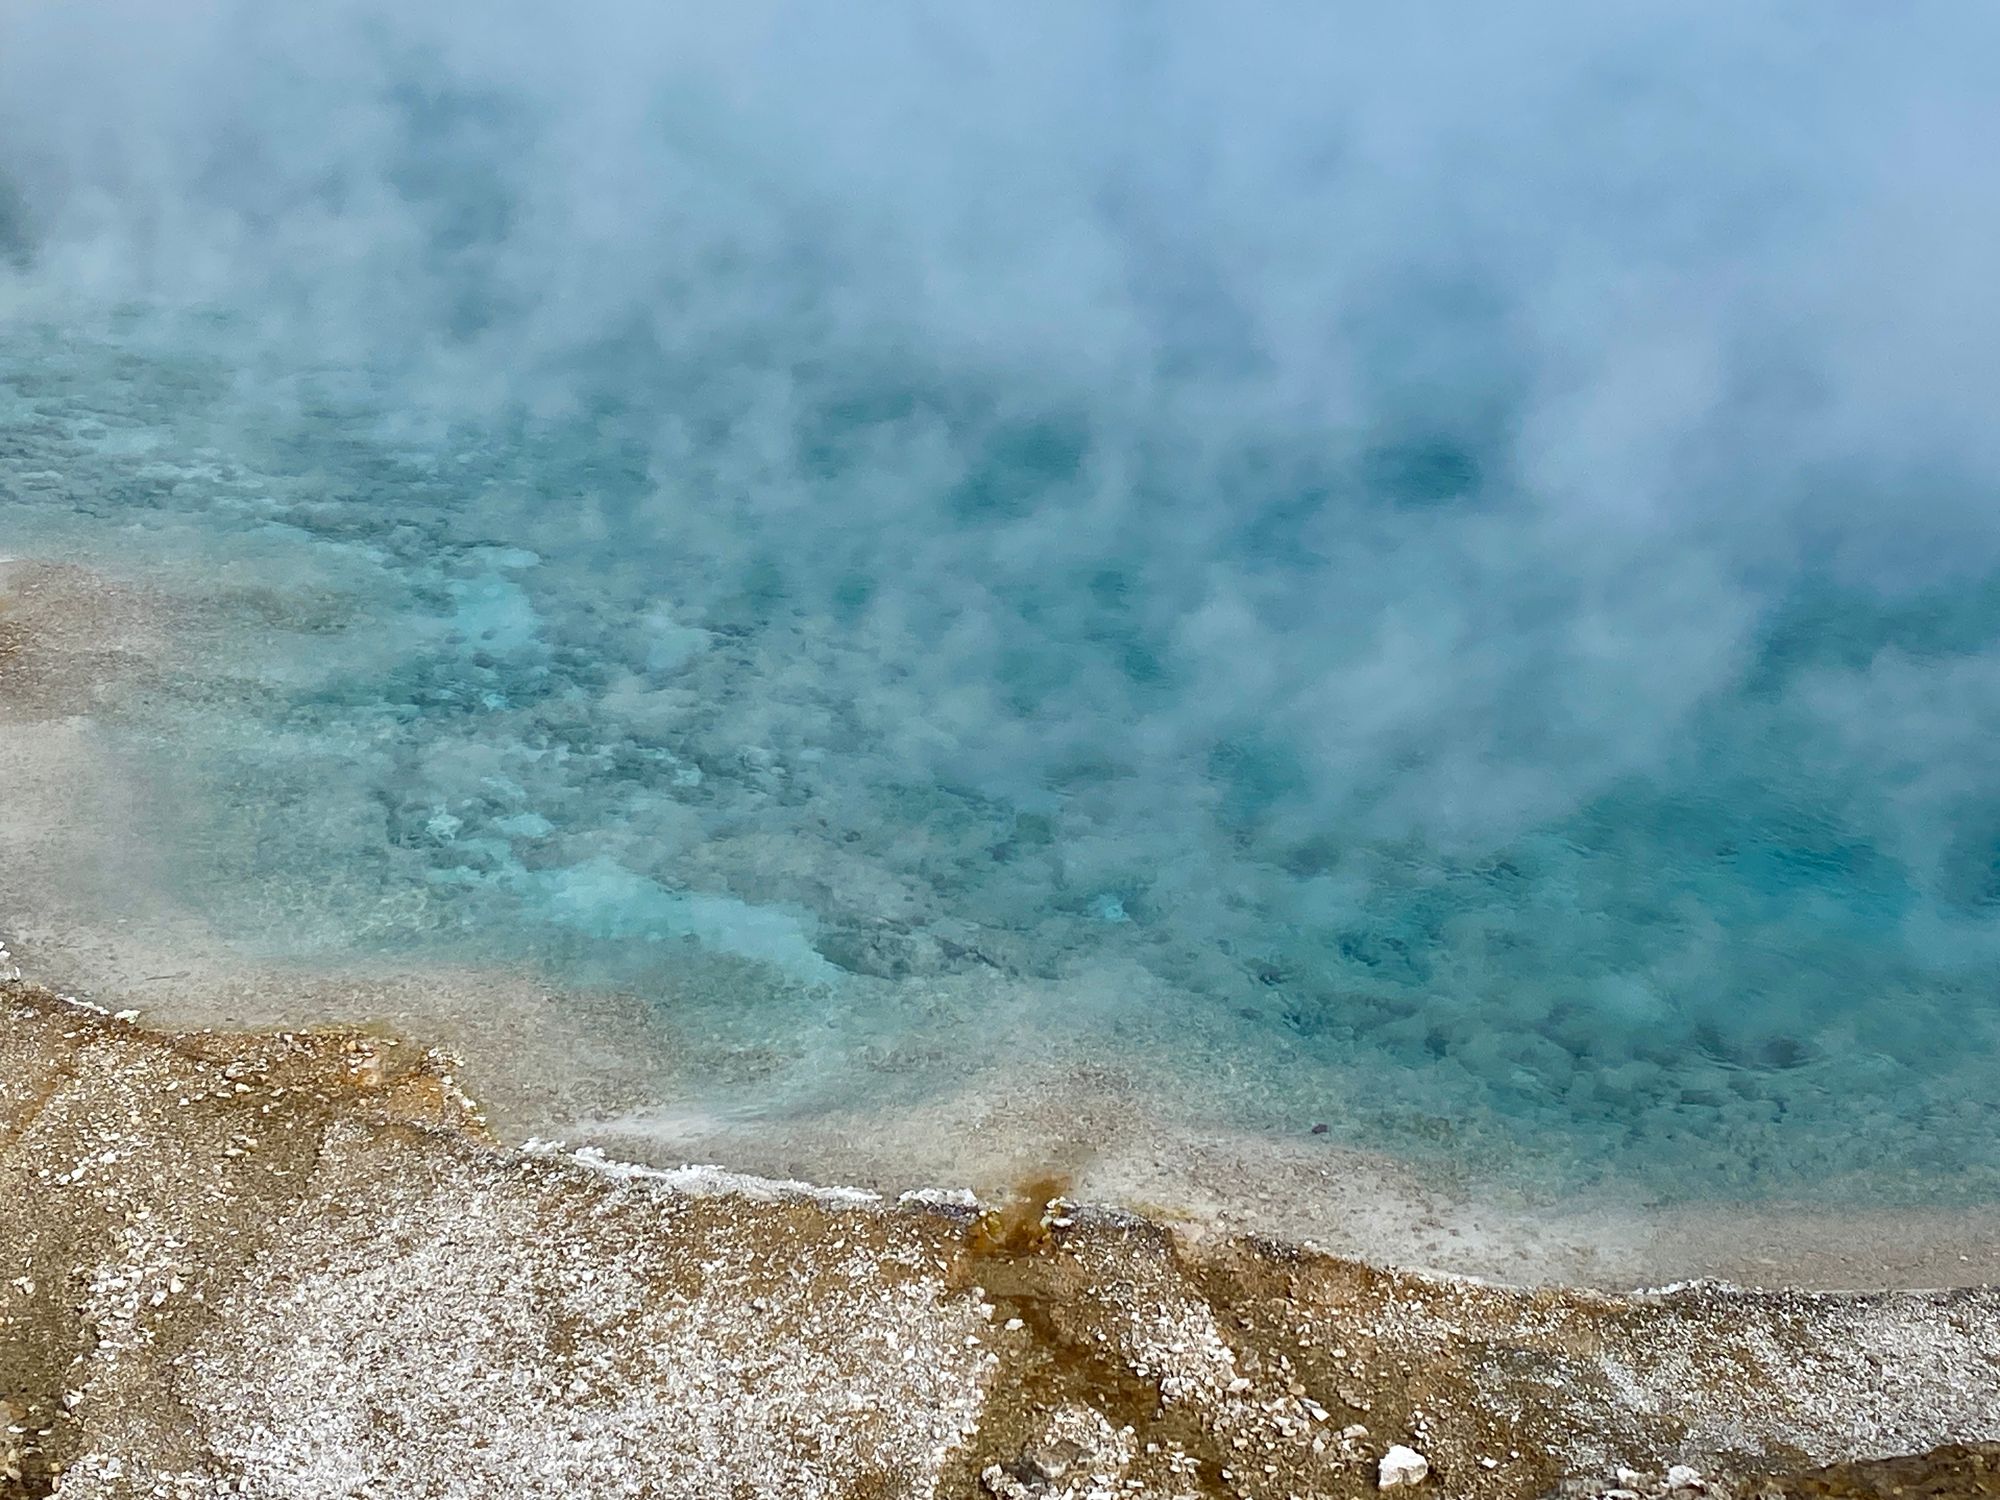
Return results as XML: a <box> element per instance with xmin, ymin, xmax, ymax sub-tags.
<box><xmin>4</xmin><ymin>3</ymin><xmax>2000</xmax><ymax>1202</ymax></box>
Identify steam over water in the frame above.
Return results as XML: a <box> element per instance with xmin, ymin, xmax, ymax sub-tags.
<box><xmin>4</xmin><ymin>2</ymin><xmax>2000</xmax><ymax>1198</ymax></box>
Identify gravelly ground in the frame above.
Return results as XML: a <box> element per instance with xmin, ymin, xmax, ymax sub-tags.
<box><xmin>3</xmin><ymin>983</ymin><xmax>1998</xmax><ymax>1500</ymax></box>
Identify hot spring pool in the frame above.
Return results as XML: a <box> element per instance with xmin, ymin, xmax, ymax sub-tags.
<box><xmin>5</xmin><ymin>313</ymin><xmax>1998</xmax><ymax>1206</ymax></box>
<box><xmin>3</xmin><ymin>3</ymin><xmax>1999</xmax><ymax>1217</ymax></box>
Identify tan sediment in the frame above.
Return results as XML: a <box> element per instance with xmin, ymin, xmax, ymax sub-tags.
<box><xmin>3</xmin><ymin>982</ymin><xmax>1999</xmax><ymax>1500</ymax></box>
<box><xmin>20</xmin><ymin>907</ymin><xmax>2000</xmax><ymax>1291</ymax></box>
<box><xmin>559</xmin><ymin>1066</ymin><xmax>2000</xmax><ymax>1293</ymax></box>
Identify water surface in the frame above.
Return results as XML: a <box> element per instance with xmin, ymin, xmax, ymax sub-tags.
<box><xmin>3</xmin><ymin>3</ymin><xmax>1999</xmax><ymax>1206</ymax></box>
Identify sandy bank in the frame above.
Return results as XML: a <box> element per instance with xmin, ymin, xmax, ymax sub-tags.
<box><xmin>3</xmin><ymin>983</ymin><xmax>1998</xmax><ymax>1500</ymax></box>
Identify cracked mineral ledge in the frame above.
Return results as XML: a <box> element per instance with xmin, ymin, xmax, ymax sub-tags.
<box><xmin>3</xmin><ymin>983</ymin><xmax>1997</xmax><ymax>1500</ymax></box>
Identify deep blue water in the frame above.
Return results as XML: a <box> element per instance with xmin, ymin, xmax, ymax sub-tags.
<box><xmin>4</xmin><ymin>3</ymin><xmax>2000</xmax><ymax>1200</ymax></box>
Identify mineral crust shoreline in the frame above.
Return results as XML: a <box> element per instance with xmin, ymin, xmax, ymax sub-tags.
<box><xmin>3</xmin><ymin>981</ymin><xmax>1997</xmax><ymax>1500</ymax></box>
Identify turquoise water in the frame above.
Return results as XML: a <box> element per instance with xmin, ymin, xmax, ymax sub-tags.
<box><xmin>7</xmin><ymin>317</ymin><xmax>1999</xmax><ymax>1199</ymax></box>
<box><xmin>4</xmin><ymin>4</ymin><xmax>2000</xmax><ymax>1200</ymax></box>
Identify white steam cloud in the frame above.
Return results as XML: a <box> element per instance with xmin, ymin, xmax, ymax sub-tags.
<box><xmin>5</xmin><ymin>0</ymin><xmax>2000</xmax><ymax>898</ymax></box>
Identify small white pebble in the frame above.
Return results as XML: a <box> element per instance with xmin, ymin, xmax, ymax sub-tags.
<box><xmin>1378</xmin><ymin>1444</ymin><xmax>1430</xmax><ymax>1490</ymax></box>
